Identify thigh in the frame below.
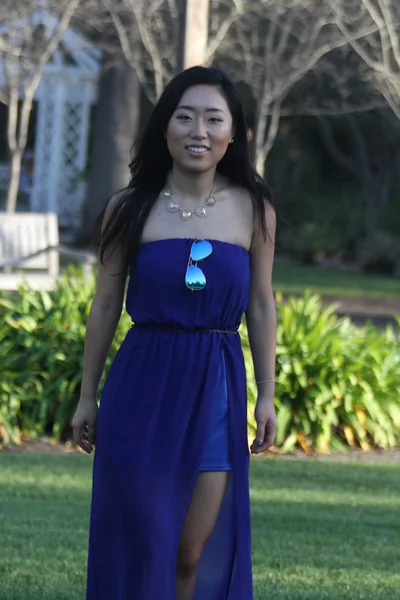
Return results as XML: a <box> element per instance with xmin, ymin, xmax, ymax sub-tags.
<box><xmin>179</xmin><ymin>471</ymin><xmax>230</xmax><ymax>551</ymax></box>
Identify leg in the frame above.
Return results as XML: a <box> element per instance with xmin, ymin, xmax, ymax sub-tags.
<box><xmin>176</xmin><ymin>471</ymin><xmax>230</xmax><ymax>600</ymax></box>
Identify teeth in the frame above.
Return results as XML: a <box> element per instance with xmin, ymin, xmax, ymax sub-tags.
<box><xmin>187</xmin><ymin>146</ymin><xmax>208</xmax><ymax>153</ymax></box>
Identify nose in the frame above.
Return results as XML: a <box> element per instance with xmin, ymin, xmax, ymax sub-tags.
<box><xmin>191</xmin><ymin>118</ymin><xmax>208</xmax><ymax>140</ymax></box>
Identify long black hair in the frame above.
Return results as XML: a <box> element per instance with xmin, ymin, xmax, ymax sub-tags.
<box><xmin>96</xmin><ymin>66</ymin><xmax>274</xmax><ymax>270</ymax></box>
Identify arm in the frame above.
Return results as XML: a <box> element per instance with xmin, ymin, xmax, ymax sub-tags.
<box><xmin>246</xmin><ymin>201</ymin><xmax>278</xmax><ymax>454</ymax></box>
<box><xmin>72</xmin><ymin>198</ymin><xmax>128</xmax><ymax>453</ymax></box>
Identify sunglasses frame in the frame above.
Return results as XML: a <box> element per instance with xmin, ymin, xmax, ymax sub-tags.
<box><xmin>185</xmin><ymin>240</ymin><xmax>213</xmax><ymax>292</ymax></box>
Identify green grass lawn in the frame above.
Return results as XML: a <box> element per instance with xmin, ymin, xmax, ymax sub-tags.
<box><xmin>273</xmin><ymin>263</ymin><xmax>400</xmax><ymax>300</ymax></box>
<box><xmin>0</xmin><ymin>453</ymin><xmax>399</xmax><ymax>600</ymax></box>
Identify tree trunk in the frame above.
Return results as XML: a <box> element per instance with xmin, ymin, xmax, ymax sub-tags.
<box><xmin>78</xmin><ymin>52</ymin><xmax>141</xmax><ymax>245</ymax></box>
<box><xmin>254</xmin><ymin>128</ymin><xmax>278</xmax><ymax>176</ymax></box>
<box><xmin>6</xmin><ymin>149</ymin><xmax>23</xmax><ymax>213</ymax></box>
<box><xmin>184</xmin><ymin>0</ymin><xmax>209</xmax><ymax>68</ymax></box>
<box><xmin>255</xmin><ymin>147</ymin><xmax>267</xmax><ymax>177</ymax></box>
<box><xmin>5</xmin><ymin>87</ymin><xmax>19</xmax><ymax>213</ymax></box>
<box><xmin>177</xmin><ymin>0</ymin><xmax>209</xmax><ymax>72</ymax></box>
<box><xmin>5</xmin><ymin>83</ymin><xmax>36</xmax><ymax>213</ymax></box>
<box><xmin>253</xmin><ymin>98</ymin><xmax>282</xmax><ymax>177</ymax></box>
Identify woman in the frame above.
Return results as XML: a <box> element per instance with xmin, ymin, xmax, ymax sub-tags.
<box><xmin>72</xmin><ymin>66</ymin><xmax>277</xmax><ymax>600</ymax></box>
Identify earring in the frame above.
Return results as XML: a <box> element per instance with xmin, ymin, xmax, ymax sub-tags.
<box><xmin>230</xmin><ymin>137</ymin><xmax>235</xmax><ymax>144</ymax></box>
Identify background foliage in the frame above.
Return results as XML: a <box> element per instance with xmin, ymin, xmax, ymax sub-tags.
<box><xmin>0</xmin><ymin>268</ymin><xmax>129</xmax><ymax>446</ymax></box>
<box><xmin>244</xmin><ymin>291</ymin><xmax>400</xmax><ymax>453</ymax></box>
<box><xmin>1</xmin><ymin>271</ymin><xmax>399</xmax><ymax>452</ymax></box>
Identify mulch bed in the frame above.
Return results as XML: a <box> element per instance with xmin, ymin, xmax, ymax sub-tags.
<box><xmin>328</xmin><ymin>296</ymin><xmax>400</xmax><ymax>318</ymax></box>
<box><xmin>1</xmin><ymin>437</ymin><xmax>399</xmax><ymax>462</ymax></box>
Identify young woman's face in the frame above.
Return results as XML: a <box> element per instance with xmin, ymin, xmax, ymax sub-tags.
<box><xmin>166</xmin><ymin>85</ymin><xmax>234</xmax><ymax>173</ymax></box>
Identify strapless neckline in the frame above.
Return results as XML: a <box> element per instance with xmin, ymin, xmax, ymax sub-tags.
<box><xmin>139</xmin><ymin>237</ymin><xmax>249</xmax><ymax>254</ymax></box>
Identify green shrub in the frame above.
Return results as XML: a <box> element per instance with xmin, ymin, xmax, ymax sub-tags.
<box><xmin>0</xmin><ymin>317</ymin><xmax>24</xmax><ymax>445</ymax></box>
<box><xmin>0</xmin><ymin>267</ymin><xmax>130</xmax><ymax>445</ymax></box>
<box><xmin>1</xmin><ymin>274</ymin><xmax>399</xmax><ymax>453</ymax></box>
<box><xmin>244</xmin><ymin>291</ymin><xmax>400</xmax><ymax>453</ymax></box>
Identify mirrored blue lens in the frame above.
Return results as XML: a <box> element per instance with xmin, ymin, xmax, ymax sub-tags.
<box><xmin>185</xmin><ymin>265</ymin><xmax>206</xmax><ymax>291</ymax></box>
<box><xmin>190</xmin><ymin>240</ymin><xmax>213</xmax><ymax>262</ymax></box>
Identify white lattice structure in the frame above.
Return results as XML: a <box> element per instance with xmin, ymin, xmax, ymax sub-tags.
<box><xmin>0</xmin><ymin>11</ymin><xmax>101</xmax><ymax>228</ymax></box>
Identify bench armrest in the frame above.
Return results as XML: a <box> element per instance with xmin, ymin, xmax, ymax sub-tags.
<box><xmin>0</xmin><ymin>245</ymin><xmax>96</xmax><ymax>269</ymax></box>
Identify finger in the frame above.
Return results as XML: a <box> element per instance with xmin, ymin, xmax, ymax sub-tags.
<box><xmin>252</xmin><ymin>443</ymin><xmax>265</xmax><ymax>454</ymax></box>
<box><xmin>88</xmin><ymin>424</ymin><xmax>97</xmax><ymax>445</ymax></box>
<box><xmin>264</xmin><ymin>429</ymin><xmax>276</xmax><ymax>449</ymax></box>
<box><xmin>250</xmin><ymin>423</ymin><xmax>266</xmax><ymax>454</ymax></box>
<box><xmin>257</xmin><ymin>441</ymin><xmax>272</xmax><ymax>453</ymax></box>
<box><xmin>78</xmin><ymin>439</ymin><xmax>93</xmax><ymax>454</ymax></box>
<box><xmin>255</xmin><ymin>420</ymin><xmax>266</xmax><ymax>442</ymax></box>
<box><xmin>72</xmin><ymin>424</ymin><xmax>92</xmax><ymax>453</ymax></box>
<box><xmin>255</xmin><ymin>423</ymin><xmax>266</xmax><ymax>451</ymax></box>
<box><xmin>250</xmin><ymin>439</ymin><xmax>264</xmax><ymax>453</ymax></box>
<box><xmin>258</xmin><ymin>426</ymin><xmax>277</xmax><ymax>453</ymax></box>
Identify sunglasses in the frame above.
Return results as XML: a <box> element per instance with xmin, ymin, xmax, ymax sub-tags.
<box><xmin>185</xmin><ymin>240</ymin><xmax>213</xmax><ymax>291</ymax></box>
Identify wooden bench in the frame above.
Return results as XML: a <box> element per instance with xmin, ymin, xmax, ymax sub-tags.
<box><xmin>0</xmin><ymin>212</ymin><xmax>96</xmax><ymax>291</ymax></box>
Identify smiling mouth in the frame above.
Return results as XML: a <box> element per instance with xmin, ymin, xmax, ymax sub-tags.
<box><xmin>186</xmin><ymin>146</ymin><xmax>210</xmax><ymax>154</ymax></box>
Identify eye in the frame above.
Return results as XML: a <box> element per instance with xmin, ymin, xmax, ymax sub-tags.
<box><xmin>209</xmin><ymin>117</ymin><xmax>223</xmax><ymax>123</ymax></box>
<box><xmin>177</xmin><ymin>115</ymin><xmax>191</xmax><ymax>121</ymax></box>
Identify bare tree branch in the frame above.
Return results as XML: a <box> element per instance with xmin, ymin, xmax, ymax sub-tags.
<box><xmin>0</xmin><ymin>0</ymin><xmax>82</xmax><ymax>211</ymax></box>
<box><xmin>333</xmin><ymin>0</ymin><xmax>400</xmax><ymax>116</ymax></box>
<box><xmin>214</xmin><ymin>1</ymin><xmax>354</xmax><ymax>172</ymax></box>
<box><xmin>102</xmin><ymin>0</ymin><xmax>248</xmax><ymax>102</ymax></box>
<box><xmin>212</xmin><ymin>0</ymin><xmax>384</xmax><ymax>174</ymax></box>
<box><xmin>205</xmin><ymin>0</ymin><xmax>246</xmax><ymax>63</ymax></box>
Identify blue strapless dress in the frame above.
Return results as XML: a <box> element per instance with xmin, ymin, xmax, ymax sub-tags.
<box><xmin>86</xmin><ymin>238</ymin><xmax>252</xmax><ymax>600</ymax></box>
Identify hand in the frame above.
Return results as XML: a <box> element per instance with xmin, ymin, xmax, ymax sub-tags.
<box><xmin>72</xmin><ymin>398</ymin><xmax>98</xmax><ymax>454</ymax></box>
<box><xmin>250</xmin><ymin>396</ymin><xmax>277</xmax><ymax>455</ymax></box>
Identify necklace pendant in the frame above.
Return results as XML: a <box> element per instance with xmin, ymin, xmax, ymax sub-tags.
<box><xmin>206</xmin><ymin>196</ymin><xmax>216</xmax><ymax>206</ymax></box>
<box><xmin>180</xmin><ymin>210</ymin><xmax>192</xmax><ymax>220</ymax></box>
<box><xmin>166</xmin><ymin>200</ymin><xmax>179</xmax><ymax>212</ymax></box>
<box><xmin>195</xmin><ymin>207</ymin><xmax>207</xmax><ymax>218</ymax></box>
<box><xmin>163</xmin><ymin>189</ymin><xmax>172</xmax><ymax>198</ymax></box>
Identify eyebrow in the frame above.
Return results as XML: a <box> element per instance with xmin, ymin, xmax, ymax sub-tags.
<box><xmin>176</xmin><ymin>105</ymin><xmax>225</xmax><ymax>113</ymax></box>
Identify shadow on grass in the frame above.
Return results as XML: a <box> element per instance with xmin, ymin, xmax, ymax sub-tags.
<box><xmin>250</xmin><ymin>457</ymin><xmax>400</xmax><ymax>497</ymax></box>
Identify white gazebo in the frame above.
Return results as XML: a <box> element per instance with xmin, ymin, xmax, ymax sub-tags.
<box><xmin>0</xmin><ymin>11</ymin><xmax>101</xmax><ymax>228</ymax></box>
